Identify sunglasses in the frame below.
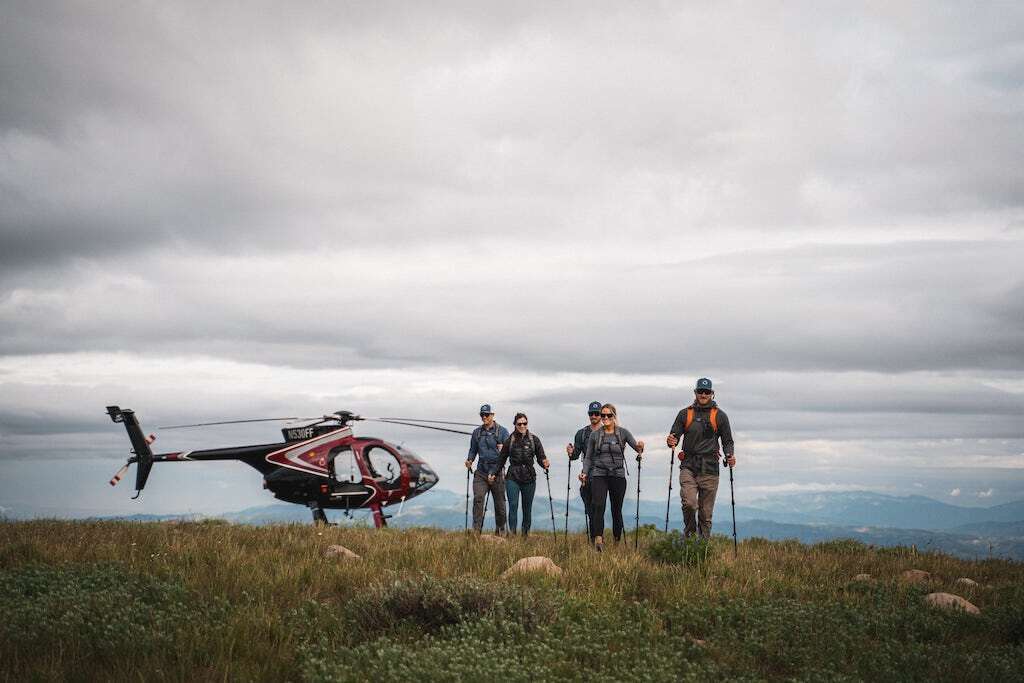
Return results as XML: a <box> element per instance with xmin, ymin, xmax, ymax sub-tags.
<box><xmin>588</xmin><ymin>411</ymin><xmax>600</xmax><ymax>417</ymax></box>
<box><xmin>480</xmin><ymin>414</ymin><xmax>492</xmax><ymax>418</ymax></box>
<box><xmin>696</xmin><ymin>390</ymin><xmax>713</xmax><ymax>396</ymax></box>
<box><xmin>515</xmin><ymin>421</ymin><xmax>527</xmax><ymax>426</ymax></box>
<box><xmin>600</xmin><ymin>413</ymin><xmax>614</xmax><ymax>419</ymax></box>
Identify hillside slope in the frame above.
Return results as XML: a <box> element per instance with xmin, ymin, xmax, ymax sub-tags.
<box><xmin>2</xmin><ymin>521</ymin><xmax>1023</xmax><ymax>681</ymax></box>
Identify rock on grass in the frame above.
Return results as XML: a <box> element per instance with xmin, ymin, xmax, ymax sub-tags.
<box><xmin>924</xmin><ymin>592</ymin><xmax>980</xmax><ymax>615</ymax></box>
<box><xmin>503</xmin><ymin>556</ymin><xmax>562</xmax><ymax>577</ymax></box>
<box><xmin>901</xmin><ymin>569</ymin><xmax>930</xmax><ymax>583</ymax></box>
<box><xmin>324</xmin><ymin>545</ymin><xmax>361</xmax><ymax>560</ymax></box>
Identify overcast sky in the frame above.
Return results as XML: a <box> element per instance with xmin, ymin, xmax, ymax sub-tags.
<box><xmin>2</xmin><ymin>2</ymin><xmax>1023</xmax><ymax>518</ymax></box>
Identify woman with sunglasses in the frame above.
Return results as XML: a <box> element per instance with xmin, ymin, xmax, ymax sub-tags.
<box><xmin>580</xmin><ymin>404</ymin><xmax>644</xmax><ymax>550</ymax></box>
<box><xmin>497</xmin><ymin>413</ymin><xmax>549</xmax><ymax>536</ymax></box>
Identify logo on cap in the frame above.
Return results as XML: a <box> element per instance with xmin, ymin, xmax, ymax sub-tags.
<box><xmin>588</xmin><ymin>401</ymin><xmax>601</xmax><ymax>412</ymax></box>
<box><xmin>479</xmin><ymin>404</ymin><xmax>493</xmax><ymax>414</ymax></box>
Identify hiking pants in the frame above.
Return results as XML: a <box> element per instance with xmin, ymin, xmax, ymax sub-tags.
<box><xmin>579</xmin><ymin>482</ymin><xmax>593</xmax><ymax>537</ymax></box>
<box><xmin>472</xmin><ymin>470</ymin><xmax>507</xmax><ymax>533</ymax></box>
<box><xmin>505</xmin><ymin>478</ymin><xmax>536</xmax><ymax>535</ymax></box>
<box><xmin>589</xmin><ymin>475</ymin><xmax>627</xmax><ymax>542</ymax></box>
<box><xmin>680</xmin><ymin>468</ymin><xmax>719</xmax><ymax>538</ymax></box>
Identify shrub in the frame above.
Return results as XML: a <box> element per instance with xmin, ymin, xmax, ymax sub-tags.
<box><xmin>645</xmin><ymin>532</ymin><xmax>717</xmax><ymax>568</ymax></box>
<box><xmin>339</xmin><ymin>573</ymin><xmax>560</xmax><ymax>634</ymax></box>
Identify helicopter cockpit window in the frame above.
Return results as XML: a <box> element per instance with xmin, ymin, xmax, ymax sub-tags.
<box><xmin>365</xmin><ymin>446</ymin><xmax>402</xmax><ymax>489</ymax></box>
<box><xmin>328</xmin><ymin>446</ymin><xmax>359</xmax><ymax>483</ymax></box>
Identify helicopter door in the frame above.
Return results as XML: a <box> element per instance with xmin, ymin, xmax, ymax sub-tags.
<box><xmin>328</xmin><ymin>446</ymin><xmax>361</xmax><ymax>483</ymax></box>
<box><xmin>365</xmin><ymin>445</ymin><xmax>403</xmax><ymax>491</ymax></box>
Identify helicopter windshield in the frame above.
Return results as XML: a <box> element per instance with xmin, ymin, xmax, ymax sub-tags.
<box><xmin>365</xmin><ymin>445</ymin><xmax>402</xmax><ymax>490</ymax></box>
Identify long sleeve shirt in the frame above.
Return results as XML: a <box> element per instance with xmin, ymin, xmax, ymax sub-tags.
<box><xmin>467</xmin><ymin>423</ymin><xmax>509</xmax><ymax>476</ymax></box>
<box><xmin>583</xmin><ymin>426</ymin><xmax>640</xmax><ymax>478</ymax></box>
<box><xmin>570</xmin><ymin>424</ymin><xmax>600</xmax><ymax>461</ymax></box>
<box><xmin>668</xmin><ymin>401</ymin><xmax>734</xmax><ymax>476</ymax></box>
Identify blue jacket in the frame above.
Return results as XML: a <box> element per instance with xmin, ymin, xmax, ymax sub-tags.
<box><xmin>467</xmin><ymin>423</ymin><xmax>509</xmax><ymax>476</ymax></box>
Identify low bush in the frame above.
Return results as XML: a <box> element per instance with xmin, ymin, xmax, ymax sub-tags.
<box><xmin>645</xmin><ymin>532</ymin><xmax>717</xmax><ymax>568</ymax></box>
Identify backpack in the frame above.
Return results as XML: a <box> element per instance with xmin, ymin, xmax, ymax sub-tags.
<box><xmin>683</xmin><ymin>407</ymin><xmax>719</xmax><ymax>434</ymax></box>
<box><xmin>476</xmin><ymin>424</ymin><xmax>503</xmax><ymax>452</ymax></box>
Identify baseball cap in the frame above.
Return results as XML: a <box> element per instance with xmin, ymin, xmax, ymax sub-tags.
<box><xmin>479</xmin><ymin>404</ymin><xmax>494</xmax><ymax>414</ymax></box>
<box><xmin>695</xmin><ymin>378</ymin><xmax>713</xmax><ymax>392</ymax></box>
<box><xmin>588</xmin><ymin>401</ymin><xmax>602</xmax><ymax>413</ymax></box>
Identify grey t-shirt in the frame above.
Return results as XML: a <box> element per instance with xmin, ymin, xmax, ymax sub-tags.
<box><xmin>583</xmin><ymin>427</ymin><xmax>639</xmax><ymax>478</ymax></box>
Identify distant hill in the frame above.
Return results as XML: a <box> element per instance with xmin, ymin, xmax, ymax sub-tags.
<box><xmin>7</xmin><ymin>488</ymin><xmax>1024</xmax><ymax>560</ymax></box>
<box><xmin>744</xmin><ymin>491</ymin><xmax>1024</xmax><ymax>530</ymax></box>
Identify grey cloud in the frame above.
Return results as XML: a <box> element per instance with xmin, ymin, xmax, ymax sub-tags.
<box><xmin>4</xmin><ymin>2</ymin><xmax>1024</xmax><ymax>271</ymax></box>
<box><xmin>1</xmin><ymin>239</ymin><xmax>1022</xmax><ymax>376</ymax></box>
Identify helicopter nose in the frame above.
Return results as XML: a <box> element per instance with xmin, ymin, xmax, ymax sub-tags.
<box><xmin>409</xmin><ymin>461</ymin><xmax>438</xmax><ymax>494</ymax></box>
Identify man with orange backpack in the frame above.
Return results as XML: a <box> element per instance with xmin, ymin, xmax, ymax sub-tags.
<box><xmin>665</xmin><ymin>378</ymin><xmax>735</xmax><ymax>539</ymax></box>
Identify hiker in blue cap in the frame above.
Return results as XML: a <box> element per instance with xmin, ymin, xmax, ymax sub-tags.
<box><xmin>465</xmin><ymin>404</ymin><xmax>510</xmax><ymax>534</ymax></box>
<box><xmin>567</xmin><ymin>401</ymin><xmax>602</xmax><ymax>539</ymax></box>
<box><xmin>666</xmin><ymin>378</ymin><xmax>735</xmax><ymax>539</ymax></box>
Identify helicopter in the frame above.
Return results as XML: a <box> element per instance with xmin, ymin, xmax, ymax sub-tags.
<box><xmin>105</xmin><ymin>406</ymin><xmax>474</xmax><ymax>527</ymax></box>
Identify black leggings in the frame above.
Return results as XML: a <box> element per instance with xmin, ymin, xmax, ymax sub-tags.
<box><xmin>589</xmin><ymin>475</ymin><xmax>627</xmax><ymax>542</ymax></box>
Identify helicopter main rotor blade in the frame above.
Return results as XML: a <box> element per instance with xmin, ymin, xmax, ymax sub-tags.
<box><xmin>158</xmin><ymin>417</ymin><xmax>317</xmax><ymax>430</ymax></box>
<box><xmin>372</xmin><ymin>417</ymin><xmax>478</xmax><ymax>427</ymax></box>
<box><xmin>367</xmin><ymin>418</ymin><xmax>473</xmax><ymax>436</ymax></box>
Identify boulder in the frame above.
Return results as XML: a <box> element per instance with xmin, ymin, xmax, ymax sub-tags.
<box><xmin>852</xmin><ymin>573</ymin><xmax>872</xmax><ymax>582</ymax></box>
<box><xmin>480</xmin><ymin>534</ymin><xmax>508</xmax><ymax>544</ymax></box>
<box><xmin>324</xmin><ymin>544</ymin><xmax>361</xmax><ymax>560</ymax></box>
<box><xmin>503</xmin><ymin>556</ymin><xmax>563</xmax><ymax>577</ymax></box>
<box><xmin>955</xmin><ymin>577</ymin><xmax>979</xmax><ymax>587</ymax></box>
<box><xmin>924</xmin><ymin>592</ymin><xmax>980</xmax><ymax>615</ymax></box>
<box><xmin>901</xmin><ymin>569</ymin><xmax>930</xmax><ymax>583</ymax></box>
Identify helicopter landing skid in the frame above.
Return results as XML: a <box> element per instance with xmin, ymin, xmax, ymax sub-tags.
<box><xmin>308</xmin><ymin>502</ymin><xmax>335</xmax><ymax>526</ymax></box>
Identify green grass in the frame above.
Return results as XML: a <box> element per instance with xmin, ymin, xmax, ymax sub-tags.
<box><xmin>1</xmin><ymin>521</ymin><xmax>1022</xmax><ymax>681</ymax></box>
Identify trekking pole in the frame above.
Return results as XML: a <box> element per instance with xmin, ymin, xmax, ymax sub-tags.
<box><xmin>565</xmin><ymin>459</ymin><xmax>572</xmax><ymax>539</ymax></box>
<box><xmin>664</xmin><ymin>446</ymin><xmax>676</xmax><ymax>533</ymax></box>
<box><xmin>544</xmin><ymin>467</ymin><xmax>557</xmax><ymax>535</ymax></box>
<box><xmin>725</xmin><ymin>455</ymin><xmax>737</xmax><ymax>557</ymax></box>
<box><xmin>581</xmin><ymin>476</ymin><xmax>592</xmax><ymax>542</ymax></box>
<box><xmin>465</xmin><ymin>467</ymin><xmax>472</xmax><ymax>531</ymax></box>
<box><xmin>634</xmin><ymin>454</ymin><xmax>642</xmax><ymax>549</ymax></box>
<box><xmin>482</xmin><ymin>486</ymin><xmax>490</xmax><ymax>534</ymax></box>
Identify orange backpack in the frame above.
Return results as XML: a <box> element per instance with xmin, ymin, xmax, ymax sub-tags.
<box><xmin>683</xmin><ymin>407</ymin><xmax>718</xmax><ymax>434</ymax></box>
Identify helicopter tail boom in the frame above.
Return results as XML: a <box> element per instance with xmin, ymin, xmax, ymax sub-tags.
<box><xmin>106</xmin><ymin>406</ymin><xmax>156</xmax><ymax>497</ymax></box>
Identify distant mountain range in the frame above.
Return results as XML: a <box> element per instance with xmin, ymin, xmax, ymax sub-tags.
<box><xmin>4</xmin><ymin>489</ymin><xmax>1024</xmax><ymax>561</ymax></box>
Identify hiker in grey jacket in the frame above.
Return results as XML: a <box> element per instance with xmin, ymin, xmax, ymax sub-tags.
<box><xmin>666</xmin><ymin>377</ymin><xmax>735</xmax><ymax>538</ymax></box>
<box><xmin>580</xmin><ymin>403</ymin><xmax>644</xmax><ymax>550</ymax></box>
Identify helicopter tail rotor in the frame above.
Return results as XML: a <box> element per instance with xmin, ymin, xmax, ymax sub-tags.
<box><xmin>106</xmin><ymin>406</ymin><xmax>157</xmax><ymax>498</ymax></box>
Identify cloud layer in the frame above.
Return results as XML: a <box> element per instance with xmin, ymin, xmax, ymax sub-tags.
<box><xmin>2</xmin><ymin>3</ymin><xmax>1024</xmax><ymax>513</ymax></box>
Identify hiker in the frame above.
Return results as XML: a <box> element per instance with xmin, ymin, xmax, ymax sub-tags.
<box><xmin>666</xmin><ymin>378</ymin><xmax>735</xmax><ymax>539</ymax></box>
<box><xmin>464</xmin><ymin>404</ymin><xmax>510</xmax><ymax>534</ymax></box>
<box><xmin>580</xmin><ymin>403</ymin><xmax>644</xmax><ymax>550</ymax></box>
<box><xmin>567</xmin><ymin>400</ymin><xmax>602</xmax><ymax>538</ymax></box>
<box><xmin>497</xmin><ymin>412</ymin><xmax>550</xmax><ymax>536</ymax></box>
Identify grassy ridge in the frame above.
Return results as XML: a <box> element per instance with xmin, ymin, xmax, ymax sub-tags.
<box><xmin>1</xmin><ymin>521</ymin><xmax>1022</xmax><ymax>681</ymax></box>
